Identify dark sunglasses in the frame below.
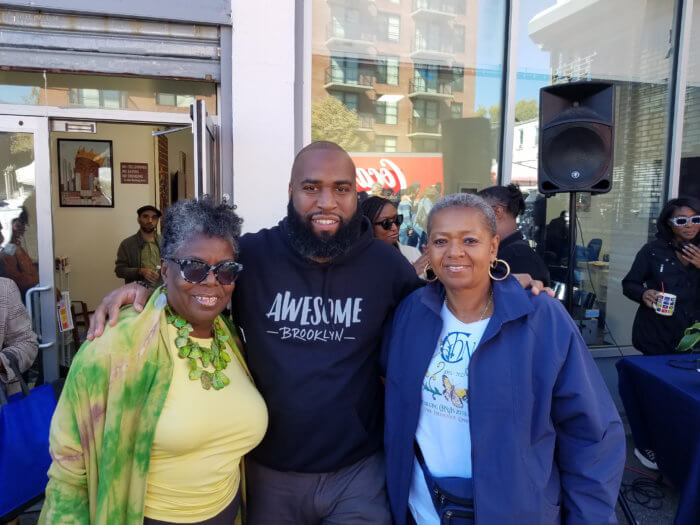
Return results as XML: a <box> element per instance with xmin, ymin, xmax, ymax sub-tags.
<box><xmin>166</xmin><ymin>257</ymin><xmax>243</xmax><ymax>285</ymax></box>
<box><xmin>669</xmin><ymin>215</ymin><xmax>700</xmax><ymax>227</ymax></box>
<box><xmin>373</xmin><ymin>215</ymin><xmax>403</xmax><ymax>231</ymax></box>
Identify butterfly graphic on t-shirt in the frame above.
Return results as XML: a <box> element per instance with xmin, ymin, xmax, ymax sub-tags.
<box><xmin>442</xmin><ymin>374</ymin><xmax>468</xmax><ymax>408</ymax></box>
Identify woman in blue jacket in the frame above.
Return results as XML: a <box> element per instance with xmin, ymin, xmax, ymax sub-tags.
<box><xmin>383</xmin><ymin>193</ymin><xmax>625</xmax><ymax>524</ymax></box>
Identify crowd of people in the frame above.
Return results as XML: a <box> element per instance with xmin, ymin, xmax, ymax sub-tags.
<box><xmin>1</xmin><ymin>139</ymin><xmax>695</xmax><ymax>524</ymax></box>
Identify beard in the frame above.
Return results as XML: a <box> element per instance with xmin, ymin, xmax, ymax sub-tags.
<box><xmin>286</xmin><ymin>199</ymin><xmax>363</xmax><ymax>260</ymax></box>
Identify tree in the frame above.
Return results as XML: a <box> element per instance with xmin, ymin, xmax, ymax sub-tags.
<box><xmin>311</xmin><ymin>97</ymin><xmax>369</xmax><ymax>152</ymax></box>
<box><xmin>474</xmin><ymin>98</ymin><xmax>539</xmax><ymax>124</ymax></box>
<box><xmin>514</xmin><ymin>98</ymin><xmax>538</xmax><ymax>122</ymax></box>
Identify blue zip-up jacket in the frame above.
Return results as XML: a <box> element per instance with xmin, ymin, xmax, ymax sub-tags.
<box><xmin>383</xmin><ymin>276</ymin><xmax>625</xmax><ymax>524</ymax></box>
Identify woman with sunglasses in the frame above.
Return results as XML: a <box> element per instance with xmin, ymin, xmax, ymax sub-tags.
<box><xmin>623</xmin><ymin>196</ymin><xmax>700</xmax><ymax>357</ymax></box>
<box><xmin>40</xmin><ymin>198</ymin><xmax>268</xmax><ymax>525</ymax></box>
<box><xmin>361</xmin><ymin>196</ymin><xmax>427</xmax><ymax>275</ymax></box>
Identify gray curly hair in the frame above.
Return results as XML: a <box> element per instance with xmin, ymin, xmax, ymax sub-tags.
<box><xmin>160</xmin><ymin>198</ymin><xmax>243</xmax><ymax>260</ymax></box>
<box><xmin>426</xmin><ymin>193</ymin><xmax>497</xmax><ymax>236</ymax></box>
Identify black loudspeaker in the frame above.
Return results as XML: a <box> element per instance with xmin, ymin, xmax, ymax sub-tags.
<box><xmin>538</xmin><ymin>81</ymin><xmax>615</xmax><ymax>194</ymax></box>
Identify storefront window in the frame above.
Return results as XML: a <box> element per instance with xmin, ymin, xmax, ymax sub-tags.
<box><xmin>311</xmin><ymin>0</ymin><xmax>507</xmax><ymax>233</ymax></box>
<box><xmin>0</xmin><ymin>71</ymin><xmax>217</xmax><ymax>114</ymax></box>
<box><xmin>680</xmin><ymin>5</ymin><xmax>700</xmax><ymax>200</ymax></box>
<box><xmin>513</xmin><ymin>0</ymin><xmax>675</xmax><ymax>347</ymax></box>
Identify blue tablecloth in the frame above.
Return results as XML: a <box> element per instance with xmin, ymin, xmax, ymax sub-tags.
<box><xmin>617</xmin><ymin>355</ymin><xmax>700</xmax><ymax>525</ymax></box>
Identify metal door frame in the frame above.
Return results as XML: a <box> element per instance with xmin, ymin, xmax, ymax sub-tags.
<box><xmin>0</xmin><ymin>114</ymin><xmax>57</xmax><ymax>381</ymax></box>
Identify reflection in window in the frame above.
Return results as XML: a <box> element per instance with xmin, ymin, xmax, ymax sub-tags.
<box><xmin>157</xmin><ymin>93</ymin><xmax>195</xmax><ymax>108</ymax></box>
<box><xmin>378</xmin><ymin>13</ymin><xmax>401</xmax><ymax>43</ymax></box>
<box><xmin>514</xmin><ymin>0</ymin><xmax>675</xmax><ymax>348</ymax></box>
<box><xmin>70</xmin><ymin>89</ymin><xmax>124</xmax><ymax>109</ymax></box>
<box><xmin>331</xmin><ymin>91</ymin><xmax>359</xmax><ymax>112</ymax></box>
<box><xmin>452</xmin><ymin>65</ymin><xmax>464</xmax><ymax>92</ymax></box>
<box><xmin>377</xmin><ymin>56</ymin><xmax>400</xmax><ymax>85</ymax></box>
<box><xmin>375</xmin><ymin>135</ymin><xmax>398</xmax><ymax>153</ymax></box>
<box><xmin>312</xmin><ymin>0</ymin><xmax>506</xmax><ymax>201</ymax></box>
<box><xmin>376</xmin><ymin>100</ymin><xmax>399</xmax><ymax>125</ymax></box>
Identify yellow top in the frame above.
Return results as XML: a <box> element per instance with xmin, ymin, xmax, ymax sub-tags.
<box><xmin>144</xmin><ymin>323</ymin><xmax>268</xmax><ymax>523</ymax></box>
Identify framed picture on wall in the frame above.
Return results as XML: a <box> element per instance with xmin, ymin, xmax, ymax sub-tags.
<box><xmin>57</xmin><ymin>139</ymin><xmax>114</xmax><ymax>207</ymax></box>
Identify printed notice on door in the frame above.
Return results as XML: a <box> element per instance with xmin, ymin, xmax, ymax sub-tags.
<box><xmin>120</xmin><ymin>163</ymin><xmax>149</xmax><ymax>184</ymax></box>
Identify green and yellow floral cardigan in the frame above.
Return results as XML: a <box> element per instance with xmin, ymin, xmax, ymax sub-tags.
<box><xmin>39</xmin><ymin>289</ymin><xmax>250</xmax><ymax>524</ymax></box>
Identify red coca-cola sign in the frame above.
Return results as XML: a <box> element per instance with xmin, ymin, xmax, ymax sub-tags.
<box><xmin>351</xmin><ymin>155</ymin><xmax>443</xmax><ymax>194</ymax></box>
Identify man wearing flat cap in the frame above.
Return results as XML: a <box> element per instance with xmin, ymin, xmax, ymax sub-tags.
<box><xmin>114</xmin><ymin>205</ymin><xmax>162</xmax><ymax>287</ymax></box>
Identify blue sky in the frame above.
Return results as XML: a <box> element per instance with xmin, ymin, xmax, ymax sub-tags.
<box><xmin>473</xmin><ymin>0</ymin><xmax>556</xmax><ymax>110</ymax></box>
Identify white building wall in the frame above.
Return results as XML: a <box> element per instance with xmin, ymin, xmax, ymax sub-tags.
<box><xmin>231</xmin><ymin>0</ymin><xmax>298</xmax><ymax>234</ymax></box>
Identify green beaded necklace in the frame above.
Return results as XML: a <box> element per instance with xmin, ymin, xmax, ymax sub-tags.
<box><xmin>165</xmin><ymin>305</ymin><xmax>232</xmax><ymax>390</ymax></box>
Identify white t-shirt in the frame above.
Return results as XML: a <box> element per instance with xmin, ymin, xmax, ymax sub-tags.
<box><xmin>408</xmin><ymin>301</ymin><xmax>490</xmax><ymax>525</ymax></box>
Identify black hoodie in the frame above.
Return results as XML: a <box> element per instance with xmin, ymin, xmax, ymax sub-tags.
<box><xmin>233</xmin><ymin>217</ymin><xmax>421</xmax><ymax>473</ymax></box>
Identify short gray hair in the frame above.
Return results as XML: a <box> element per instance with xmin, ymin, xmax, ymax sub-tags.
<box><xmin>426</xmin><ymin>193</ymin><xmax>497</xmax><ymax>236</ymax></box>
<box><xmin>161</xmin><ymin>198</ymin><xmax>243</xmax><ymax>260</ymax></box>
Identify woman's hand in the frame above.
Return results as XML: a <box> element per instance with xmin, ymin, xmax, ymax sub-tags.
<box><xmin>86</xmin><ymin>283</ymin><xmax>153</xmax><ymax>340</ymax></box>
<box><xmin>680</xmin><ymin>243</ymin><xmax>700</xmax><ymax>268</ymax></box>
<box><xmin>642</xmin><ymin>288</ymin><xmax>661</xmax><ymax>309</ymax></box>
<box><xmin>513</xmin><ymin>273</ymin><xmax>555</xmax><ymax>297</ymax></box>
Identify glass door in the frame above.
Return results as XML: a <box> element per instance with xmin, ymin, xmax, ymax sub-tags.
<box><xmin>192</xmin><ymin>99</ymin><xmax>222</xmax><ymax>202</ymax></box>
<box><xmin>0</xmin><ymin>115</ymin><xmax>57</xmax><ymax>382</ymax></box>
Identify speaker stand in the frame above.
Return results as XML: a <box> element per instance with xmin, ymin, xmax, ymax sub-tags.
<box><xmin>565</xmin><ymin>192</ymin><xmax>577</xmax><ymax>313</ymax></box>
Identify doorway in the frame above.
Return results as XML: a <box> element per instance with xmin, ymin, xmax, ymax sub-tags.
<box><xmin>1</xmin><ymin>102</ymin><xmax>220</xmax><ymax>382</ymax></box>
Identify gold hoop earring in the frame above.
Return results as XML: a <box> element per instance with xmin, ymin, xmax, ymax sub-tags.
<box><xmin>489</xmin><ymin>258</ymin><xmax>510</xmax><ymax>281</ymax></box>
<box><xmin>424</xmin><ymin>263</ymin><xmax>439</xmax><ymax>283</ymax></box>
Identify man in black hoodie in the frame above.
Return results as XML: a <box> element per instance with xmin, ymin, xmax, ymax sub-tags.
<box><xmin>233</xmin><ymin>141</ymin><xmax>421</xmax><ymax>523</ymax></box>
<box><xmin>88</xmin><ymin>141</ymin><xmax>421</xmax><ymax>524</ymax></box>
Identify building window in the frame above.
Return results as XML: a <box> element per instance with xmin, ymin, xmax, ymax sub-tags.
<box><xmin>156</xmin><ymin>93</ymin><xmax>196</xmax><ymax>108</ymax></box>
<box><xmin>331</xmin><ymin>91</ymin><xmax>359</xmax><ymax>112</ymax></box>
<box><xmin>452</xmin><ymin>65</ymin><xmax>464</xmax><ymax>92</ymax></box>
<box><xmin>451</xmin><ymin>102</ymin><xmax>463</xmax><ymax>119</ymax></box>
<box><xmin>454</xmin><ymin>25</ymin><xmax>466</xmax><ymax>53</ymax></box>
<box><xmin>412</xmin><ymin>138</ymin><xmax>440</xmax><ymax>153</ymax></box>
<box><xmin>376</xmin><ymin>100</ymin><xmax>399</xmax><ymax>125</ymax></box>
<box><xmin>330</xmin><ymin>6</ymin><xmax>360</xmax><ymax>39</ymax></box>
<box><xmin>414</xmin><ymin>65</ymin><xmax>439</xmax><ymax>92</ymax></box>
<box><xmin>413</xmin><ymin>99</ymin><xmax>439</xmax><ymax>123</ymax></box>
<box><xmin>71</xmin><ymin>88</ymin><xmax>125</xmax><ymax>109</ymax></box>
<box><xmin>378</xmin><ymin>13</ymin><xmax>401</xmax><ymax>43</ymax></box>
<box><xmin>330</xmin><ymin>56</ymin><xmax>360</xmax><ymax>84</ymax></box>
<box><xmin>375</xmin><ymin>135</ymin><xmax>398</xmax><ymax>152</ymax></box>
<box><xmin>376</xmin><ymin>56</ymin><xmax>400</xmax><ymax>85</ymax></box>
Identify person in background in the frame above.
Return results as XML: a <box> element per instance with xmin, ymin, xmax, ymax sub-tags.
<box><xmin>361</xmin><ymin>196</ymin><xmax>427</xmax><ymax>275</ymax></box>
<box><xmin>115</xmin><ymin>205</ymin><xmax>162</xmax><ymax>287</ymax></box>
<box><xmin>383</xmin><ymin>193</ymin><xmax>625</xmax><ymax>524</ymax></box>
<box><xmin>546</xmin><ymin>211</ymin><xmax>569</xmax><ymax>265</ymax></box>
<box><xmin>623</xmin><ymin>196</ymin><xmax>700</xmax><ymax>356</ymax></box>
<box><xmin>40</xmin><ymin>198</ymin><xmax>267</xmax><ymax>524</ymax></box>
<box><xmin>478</xmin><ymin>184</ymin><xmax>550</xmax><ymax>285</ymax></box>
<box><xmin>621</xmin><ymin>196</ymin><xmax>700</xmax><ymax>470</ymax></box>
<box><xmin>0</xmin><ymin>213</ymin><xmax>39</xmax><ymax>298</ymax></box>
<box><xmin>398</xmin><ymin>183</ymin><xmax>420</xmax><ymax>246</ymax></box>
<box><xmin>0</xmin><ymin>277</ymin><xmax>38</xmax><ymax>394</ymax></box>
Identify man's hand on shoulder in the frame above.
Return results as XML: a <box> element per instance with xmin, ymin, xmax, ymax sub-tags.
<box><xmin>87</xmin><ymin>283</ymin><xmax>153</xmax><ymax>340</ymax></box>
<box><xmin>513</xmin><ymin>273</ymin><xmax>555</xmax><ymax>298</ymax></box>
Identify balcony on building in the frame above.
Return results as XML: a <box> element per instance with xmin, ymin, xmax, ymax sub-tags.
<box><xmin>411</xmin><ymin>0</ymin><xmax>460</xmax><ymax>20</ymax></box>
<box><xmin>408</xmin><ymin>78</ymin><xmax>454</xmax><ymax>99</ymax></box>
<box><xmin>324</xmin><ymin>67</ymin><xmax>374</xmax><ymax>92</ymax></box>
<box><xmin>327</xmin><ymin>0</ymin><xmax>375</xmax><ymax>5</ymax></box>
<box><xmin>408</xmin><ymin>117</ymin><xmax>442</xmax><ymax>137</ymax></box>
<box><xmin>325</xmin><ymin>22</ymin><xmax>376</xmax><ymax>51</ymax></box>
<box><xmin>410</xmin><ymin>39</ymin><xmax>454</xmax><ymax>62</ymax></box>
<box><xmin>357</xmin><ymin>113</ymin><xmax>374</xmax><ymax>132</ymax></box>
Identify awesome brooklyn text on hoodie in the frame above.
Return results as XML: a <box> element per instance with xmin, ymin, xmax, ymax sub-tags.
<box><xmin>232</xmin><ymin>217</ymin><xmax>421</xmax><ymax>473</ymax></box>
